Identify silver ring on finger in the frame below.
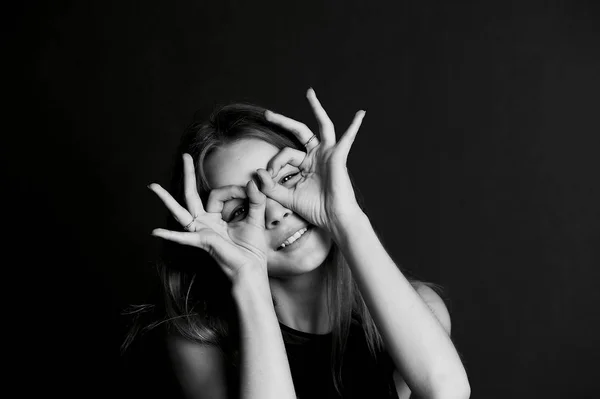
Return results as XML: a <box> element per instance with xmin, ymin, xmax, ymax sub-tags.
<box><xmin>303</xmin><ymin>134</ymin><xmax>317</xmax><ymax>148</ymax></box>
<box><xmin>184</xmin><ymin>215</ymin><xmax>198</xmax><ymax>232</ymax></box>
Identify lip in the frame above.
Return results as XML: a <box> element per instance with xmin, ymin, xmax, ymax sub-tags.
<box><xmin>275</xmin><ymin>225</ymin><xmax>312</xmax><ymax>251</ymax></box>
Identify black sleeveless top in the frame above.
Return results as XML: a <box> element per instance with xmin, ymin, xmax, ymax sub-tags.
<box><xmin>280</xmin><ymin>320</ymin><xmax>400</xmax><ymax>399</ymax></box>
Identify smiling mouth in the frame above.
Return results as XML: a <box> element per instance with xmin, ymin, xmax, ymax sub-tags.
<box><xmin>277</xmin><ymin>227</ymin><xmax>310</xmax><ymax>250</ymax></box>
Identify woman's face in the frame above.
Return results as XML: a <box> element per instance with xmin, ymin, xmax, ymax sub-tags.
<box><xmin>203</xmin><ymin>138</ymin><xmax>333</xmax><ymax>277</ymax></box>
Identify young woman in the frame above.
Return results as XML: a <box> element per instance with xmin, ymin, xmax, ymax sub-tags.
<box><xmin>144</xmin><ymin>88</ymin><xmax>470</xmax><ymax>399</ymax></box>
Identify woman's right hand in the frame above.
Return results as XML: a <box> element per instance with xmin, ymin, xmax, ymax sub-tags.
<box><xmin>148</xmin><ymin>153</ymin><xmax>269</xmax><ymax>283</ymax></box>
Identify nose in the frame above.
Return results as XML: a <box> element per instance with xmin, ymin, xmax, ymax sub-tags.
<box><xmin>265</xmin><ymin>197</ymin><xmax>292</xmax><ymax>228</ymax></box>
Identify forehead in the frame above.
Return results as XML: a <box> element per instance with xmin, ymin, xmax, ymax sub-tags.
<box><xmin>204</xmin><ymin>138</ymin><xmax>280</xmax><ymax>189</ymax></box>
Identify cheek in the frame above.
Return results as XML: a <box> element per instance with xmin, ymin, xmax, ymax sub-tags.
<box><xmin>310</xmin><ymin>228</ymin><xmax>333</xmax><ymax>257</ymax></box>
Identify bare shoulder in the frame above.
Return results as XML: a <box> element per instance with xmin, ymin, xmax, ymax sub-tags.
<box><xmin>166</xmin><ymin>335</ymin><xmax>229</xmax><ymax>399</ymax></box>
<box><xmin>414</xmin><ymin>282</ymin><xmax>452</xmax><ymax>334</ymax></box>
<box><xmin>167</xmin><ymin>334</ymin><xmax>226</xmax><ymax>364</ymax></box>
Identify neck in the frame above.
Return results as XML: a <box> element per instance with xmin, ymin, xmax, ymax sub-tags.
<box><xmin>269</xmin><ymin>263</ymin><xmax>331</xmax><ymax>334</ymax></box>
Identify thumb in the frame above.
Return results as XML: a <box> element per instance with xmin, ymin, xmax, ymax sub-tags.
<box><xmin>245</xmin><ymin>178</ymin><xmax>266</xmax><ymax>228</ymax></box>
<box><xmin>255</xmin><ymin>168</ymin><xmax>294</xmax><ymax>209</ymax></box>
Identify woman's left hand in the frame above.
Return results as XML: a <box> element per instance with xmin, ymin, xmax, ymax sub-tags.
<box><xmin>255</xmin><ymin>88</ymin><xmax>366</xmax><ymax>233</ymax></box>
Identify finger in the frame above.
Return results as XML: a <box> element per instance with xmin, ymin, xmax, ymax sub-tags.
<box><xmin>264</xmin><ymin>109</ymin><xmax>320</xmax><ymax>150</ymax></box>
<box><xmin>148</xmin><ymin>183</ymin><xmax>192</xmax><ymax>226</ymax></box>
<box><xmin>306</xmin><ymin>88</ymin><xmax>336</xmax><ymax>146</ymax></box>
<box><xmin>206</xmin><ymin>185</ymin><xmax>248</xmax><ymax>214</ymax></box>
<box><xmin>266</xmin><ymin>147</ymin><xmax>306</xmax><ymax>178</ymax></box>
<box><xmin>152</xmin><ymin>228</ymin><xmax>201</xmax><ymax>246</ymax></box>
<box><xmin>255</xmin><ymin>168</ymin><xmax>294</xmax><ymax>209</ymax></box>
<box><xmin>183</xmin><ymin>153</ymin><xmax>204</xmax><ymax>216</ymax></box>
<box><xmin>336</xmin><ymin>110</ymin><xmax>366</xmax><ymax>163</ymax></box>
<box><xmin>245</xmin><ymin>179</ymin><xmax>266</xmax><ymax>228</ymax></box>
<box><xmin>152</xmin><ymin>228</ymin><xmax>232</xmax><ymax>260</ymax></box>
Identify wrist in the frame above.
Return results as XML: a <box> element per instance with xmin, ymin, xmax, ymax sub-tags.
<box><xmin>231</xmin><ymin>267</ymin><xmax>273</xmax><ymax>306</ymax></box>
<box><xmin>329</xmin><ymin>207</ymin><xmax>370</xmax><ymax>244</ymax></box>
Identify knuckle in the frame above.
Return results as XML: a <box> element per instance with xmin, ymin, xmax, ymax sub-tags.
<box><xmin>274</xmin><ymin>148</ymin><xmax>290</xmax><ymax>162</ymax></box>
<box><xmin>208</xmin><ymin>186</ymin><xmax>222</xmax><ymax>197</ymax></box>
<box><xmin>195</xmin><ymin>235</ymin><xmax>207</xmax><ymax>249</ymax></box>
<box><xmin>323</xmin><ymin>120</ymin><xmax>335</xmax><ymax>129</ymax></box>
<box><xmin>298</xmin><ymin>122</ymin><xmax>311</xmax><ymax>132</ymax></box>
<box><xmin>235</xmin><ymin>185</ymin><xmax>247</xmax><ymax>197</ymax></box>
<box><xmin>196</xmin><ymin>229</ymin><xmax>211</xmax><ymax>244</ymax></box>
<box><xmin>205</xmin><ymin>197</ymin><xmax>216</xmax><ymax>210</ymax></box>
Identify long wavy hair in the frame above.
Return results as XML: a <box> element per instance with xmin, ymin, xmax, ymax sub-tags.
<box><xmin>124</xmin><ymin>102</ymin><xmax>435</xmax><ymax>395</ymax></box>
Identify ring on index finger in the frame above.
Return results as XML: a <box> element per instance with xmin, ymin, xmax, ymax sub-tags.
<box><xmin>184</xmin><ymin>215</ymin><xmax>198</xmax><ymax>232</ymax></box>
<box><xmin>303</xmin><ymin>134</ymin><xmax>318</xmax><ymax>148</ymax></box>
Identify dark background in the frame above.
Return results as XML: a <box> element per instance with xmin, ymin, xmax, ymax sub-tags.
<box><xmin>4</xmin><ymin>0</ymin><xmax>599</xmax><ymax>398</ymax></box>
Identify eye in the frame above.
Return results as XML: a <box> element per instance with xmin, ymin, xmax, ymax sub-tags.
<box><xmin>227</xmin><ymin>198</ymin><xmax>249</xmax><ymax>223</ymax></box>
<box><xmin>228</xmin><ymin>204</ymin><xmax>248</xmax><ymax>223</ymax></box>
<box><xmin>280</xmin><ymin>172</ymin><xmax>300</xmax><ymax>185</ymax></box>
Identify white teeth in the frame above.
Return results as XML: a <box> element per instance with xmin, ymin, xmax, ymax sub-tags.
<box><xmin>279</xmin><ymin>227</ymin><xmax>308</xmax><ymax>249</ymax></box>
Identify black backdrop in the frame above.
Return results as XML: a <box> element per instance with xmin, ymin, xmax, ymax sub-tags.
<box><xmin>4</xmin><ymin>1</ymin><xmax>600</xmax><ymax>398</ymax></box>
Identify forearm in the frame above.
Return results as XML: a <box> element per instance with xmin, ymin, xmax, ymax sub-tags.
<box><xmin>331</xmin><ymin>211</ymin><xmax>469</xmax><ymax>399</ymax></box>
<box><xmin>231</xmin><ymin>272</ymin><xmax>297</xmax><ymax>399</ymax></box>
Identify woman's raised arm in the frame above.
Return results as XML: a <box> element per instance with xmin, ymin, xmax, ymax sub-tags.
<box><xmin>256</xmin><ymin>89</ymin><xmax>470</xmax><ymax>399</ymax></box>
<box><xmin>149</xmin><ymin>154</ymin><xmax>297</xmax><ymax>399</ymax></box>
<box><xmin>166</xmin><ymin>271</ymin><xmax>296</xmax><ymax>399</ymax></box>
<box><xmin>330</xmin><ymin>212</ymin><xmax>470</xmax><ymax>399</ymax></box>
